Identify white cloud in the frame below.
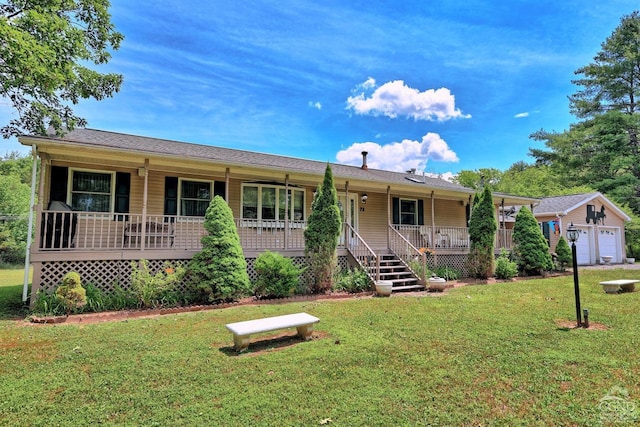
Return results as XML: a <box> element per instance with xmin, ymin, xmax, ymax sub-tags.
<box><xmin>514</xmin><ymin>112</ymin><xmax>529</xmax><ymax>118</ymax></box>
<box><xmin>336</xmin><ymin>133</ymin><xmax>459</xmax><ymax>172</ymax></box>
<box><xmin>346</xmin><ymin>79</ymin><xmax>470</xmax><ymax>121</ymax></box>
<box><xmin>308</xmin><ymin>101</ymin><xmax>322</xmax><ymax>110</ymax></box>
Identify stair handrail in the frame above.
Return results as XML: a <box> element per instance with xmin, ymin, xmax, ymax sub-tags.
<box><xmin>388</xmin><ymin>224</ymin><xmax>427</xmax><ymax>284</ymax></box>
<box><xmin>344</xmin><ymin>222</ymin><xmax>380</xmax><ymax>282</ymax></box>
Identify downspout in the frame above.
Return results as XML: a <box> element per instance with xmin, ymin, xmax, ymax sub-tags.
<box><xmin>22</xmin><ymin>145</ymin><xmax>38</xmax><ymax>303</ymax></box>
<box><xmin>386</xmin><ymin>186</ymin><xmax>391</xmax><ymax>249</ymax></box>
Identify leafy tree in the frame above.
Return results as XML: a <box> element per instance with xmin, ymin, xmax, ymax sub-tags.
<box><xmin>451</xmin><ymin>168</ymin><xmax>503</xmax><ymax>191</ymax></box>
<box><xmin>555</xmin><ymin>236</ymin><xmax>572</xmax><ymax>272</ymax></box>
<box><xmin>467</xmin><ymin>186</ymin><xmax>497</xmax><ymax>279</ymax></box>
<box><xmin>512</xmin><ymin>206</ymin><xmax>553</xmax><ymax>276</ymax></box>
<box><xmin>188</xmin><ymin>196</ymin><xmax>251</xmax><ymax>302</ymax></box>
<box><xmin>0</xmin><ymin>174</ymin><xmax>30</xmax><ymax>264</ymax></box>
<box><xmin>304</xmin><ymin>164</ymin><xmax>342</xmax><ymax>293</ymax></box>
<box><xmin>0</xmin><ymin>0</ymin><xmax>123</xmax><ymax>137</ymax></box>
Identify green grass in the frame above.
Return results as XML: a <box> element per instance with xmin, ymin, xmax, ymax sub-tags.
<box><xmin>1</xmin><ymin>269</ymin><xmax>639</xmax><ymax>425</ymax></box>
<box><xmin>0</xmin><ymin>268</ymin><xmax>30</xmax><ymax>320</ymax></box>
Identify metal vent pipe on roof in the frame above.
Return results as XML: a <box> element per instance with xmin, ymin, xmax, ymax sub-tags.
<box><xmin>361</xmin><ymin>151</ymin><xmax>368</xmax><ymax>170</ymax></box>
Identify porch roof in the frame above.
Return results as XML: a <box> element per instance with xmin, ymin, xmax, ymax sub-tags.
<box><xmin>20</xmin><ymin>128</ymin><xmax>538</xmax><ymax>205</ymax></box>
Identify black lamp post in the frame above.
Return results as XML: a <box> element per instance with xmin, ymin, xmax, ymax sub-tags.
<box><xmin>566</xmin><ymin>222</ymin><xmax>582</xmax><ymax>328</ymax></box>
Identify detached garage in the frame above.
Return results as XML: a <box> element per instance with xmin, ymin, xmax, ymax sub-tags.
<box><xmin>532</xmin><ymin>193</ymin><xmax>631</xmax><ymax>265</ymax></box>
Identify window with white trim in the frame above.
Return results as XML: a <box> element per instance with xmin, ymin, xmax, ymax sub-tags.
<box><xmin>179</xmin><ymin>179</ymin><xmax>212</xmax><ymax>217</ymax></box>
<box><xmin>241</xmin><ymin>184</ymin><xmax>305</xmax><ymax>221</ymax></box>
<box><xmin>70</xmin><ymin>169</ymin><xmax>115</xmax><ymax>212</ymax></box>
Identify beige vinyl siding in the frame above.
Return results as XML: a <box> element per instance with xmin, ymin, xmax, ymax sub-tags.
<box><xmin>433</xmin><ymin>199</ymin><xmax>467</xmax><ymax>227</ymax></box>
<box><xmin>357</xmin><ymin>192</ymin><xmax>389</xmax><ymax>249</ymax></box>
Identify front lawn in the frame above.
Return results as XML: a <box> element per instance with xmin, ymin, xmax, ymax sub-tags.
<box><xmin>0</xmin><ymin>269</ymin><xmax>639</xmax><ymax>425</ymax></box>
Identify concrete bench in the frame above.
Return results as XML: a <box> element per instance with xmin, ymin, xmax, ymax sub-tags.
<box><xmin>225</xmin><ymin>312</ymin><xmax>320</xmax><ymax>351</ymax></box>
<box><xmin>599</xmin><ymin>279</ymin><xmax>639</xmax><ymax>294</ymax></box>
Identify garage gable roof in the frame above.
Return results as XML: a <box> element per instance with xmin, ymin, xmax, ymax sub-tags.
<box><xmin>533</xmin><ymin>192</ymin><xmax>631</xmax><ymax>221</ymax></box>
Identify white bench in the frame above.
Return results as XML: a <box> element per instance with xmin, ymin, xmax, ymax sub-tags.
<box><xmin>225</xmin><ymin>312</ymin><xmax>320</xmax><ymax>352</ymax></box>
<box><xmin>599</xmin><ymin>279</ymin><xmax>639</xmax><ymax>294</ymax></box>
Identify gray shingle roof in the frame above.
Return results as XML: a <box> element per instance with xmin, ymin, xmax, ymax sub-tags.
<box><xmin>21</xmin><ymin>128</ymin><xmax>538</xmax><ymax>203</ymax></box>
<box><xmin>532</xmin><ymin>193</ymin><xmax>601</xmax><ymax>215</ymax></box>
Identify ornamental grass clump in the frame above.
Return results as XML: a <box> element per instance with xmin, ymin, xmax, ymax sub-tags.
<box><xmin>55</xmin><ymin>271</ymin><xmax>86</xmax><ymax>315</ymax></box>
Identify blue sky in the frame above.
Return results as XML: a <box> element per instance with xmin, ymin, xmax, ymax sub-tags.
<box><xmin>2</xmin><ymin>1</ymin><xmax>639</xmax><ymax>179</ymax></box>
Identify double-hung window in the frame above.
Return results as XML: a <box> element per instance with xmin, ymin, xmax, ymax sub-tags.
<box><xmin>70</xmin><ymin>170</ymin><xmax>114</xmax><ymax>212</ymax></box>
<box><xmin>242</xmin><ymin>184</ymin><xmax>305</xmax><ymax>221</ymax></box>
<box><xmin>179</xmin><ymin>179</ymin><xmax>212</xmax><ymax>217</ymax></box>
<box><xmin>400</xmin><ymin>199</ymin><xmax>418</xmax><ymax>225</ymax></box>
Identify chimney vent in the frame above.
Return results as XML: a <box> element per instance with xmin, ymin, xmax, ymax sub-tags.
<box><xmin>361</xmin><ymin>151</ymin><xmax>368</xmax><ymax>170</ymax></box>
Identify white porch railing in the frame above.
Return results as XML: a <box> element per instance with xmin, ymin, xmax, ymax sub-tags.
<box><xmin>388</xmin><ymin>225</ymin><xmax>426</xmax><ymax>283</ymax></box>
<box><xmin>344</xmin><ymin>223</ymin><xmax>380</xmax><ymax>282</ymax></box>
<box><xmin>393</xmin><ymin>225</ymin><xmax>513</xmax><ymax>250</ymax></box>
<box><xmin>37</xmin><ymin>210</ymin><xmax>309</xmax><ymax>251</ymax></box>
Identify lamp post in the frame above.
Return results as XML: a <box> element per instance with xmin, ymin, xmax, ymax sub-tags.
<box><xmin>566</xmin><ymin>222</ymin><xmax>582</xmax><ymax>328</ymax></box>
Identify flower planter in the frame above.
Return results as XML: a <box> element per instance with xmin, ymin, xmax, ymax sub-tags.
<box><xmin>428</xmin><ymin>277</ymin><xmax>447</xmax><ymax>292</ymax></box>
<box><xmin>626</xmin><ymin>257</ymin><xmax>635</xmax><ymax>264</ymax></box>
<box><xmin>601</xmin><ymin>256</ymin><xmax>613</xmax><ymax>264</ymax></box>
<box><xmin>375</xmin><ymin>280</ymin><xmax>393</xmax><ymax>297</ymax></box>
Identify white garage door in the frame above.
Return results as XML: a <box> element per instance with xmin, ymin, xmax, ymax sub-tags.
<box><xmin>575</xmin><ymin>227</ymin><xmax>591</xmax><ymax>265</ymax></box>
<box><xmin>599</xmin><ymin>228</ymin><xmax>619</xmax><ymax>262</ymax></box>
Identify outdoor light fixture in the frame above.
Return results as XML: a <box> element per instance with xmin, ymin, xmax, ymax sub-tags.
<box><xmin>566</xmin><ymin>222</ymin><xmax>583</xmax><ymax>328</ymax></box>
<box><xmin>361</xmin><ymin>194</ymin><xmax>368</xmax><ymax>204</ymax></box>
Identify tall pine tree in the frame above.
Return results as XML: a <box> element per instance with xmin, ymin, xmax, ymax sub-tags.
<box><xmin>468</xmin><ymin>186</ymin><xmax>497</xmax><ymax>279</ymax></box>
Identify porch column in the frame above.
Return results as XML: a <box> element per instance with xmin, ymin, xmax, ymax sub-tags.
<box><xmin>344</xmin><ymin>181</ymin><xmax>349</xmax><ymax>226</ymax></box>
<box><xmin>284</xmin><ymin>174</ymin><xmax>289</xmax><ymax>250</ymax></box>
<box><xmin>140</xmin><ymin>159</ymin><xmax>149</xmax><ymax>250</ymax></box>
<box><xmin>501</xmin><ymin>198</ymin><xmax>506</xmax><ymax>249</ymax></box>
<box><xmin>225</xmin><ymin>168</ymin><xmax>230</xmax><ymax>204</ymax></box>
<box><xmin>387</xmin><ymin>186</ymin><xmax>391</xmax><ymax>248</ymax></box>
<box><xmin>431</xmin><ymin>191</ymin><xmax>436</xmax><ymax>263</ymax></box>
<box><xmin>23</xmin><ymin>146</ymin><xmax>40</xmax><ymax>303</ymax></box>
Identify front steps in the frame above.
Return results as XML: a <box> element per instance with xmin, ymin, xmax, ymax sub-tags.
<box><xmin>374</xmin><ymin>253</ymin><xmax>424</xmax><ymax>292</ymax></box>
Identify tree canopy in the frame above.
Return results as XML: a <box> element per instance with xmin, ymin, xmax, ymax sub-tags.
<box><xmin>0</xmin><ymin>0</ymin><xmax>123</xmax><ymax>137</ymax></box>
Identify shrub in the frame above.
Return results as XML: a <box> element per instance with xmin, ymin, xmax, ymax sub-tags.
<box><xmin>512</xmin><ymin>207</ymin><xmax>554</xmax><ymax>275</ymax></box>
<box><xmin>555</xmin><ymin>236</ymin><xmax>572</xmax><ymax>271</ymax></box>
<box><xmin>495</xmin><ymin>249</ymin><xmax>518</xmax><ymax>279</ymax></box>
<box><xmin>55</xmin><ymin>271</ymin><xmax>87</xmax><ymax>315</ymax></box>
<box><xmin>433</xmin><ymin>265</ymin><xmax>461</xmax><ymax>281</ymax></box>
<box><xmin>188</xmin><ymin>196</ymin><xmax>252</xmax><ymax>302</ymax></box>
<box><xmin>408</xmin><ymin>258</ymin><xmax>431</xmax><ymax>282</ymax></box>
<box><xmin>130</xmin><ymin>260</ymin><xmax>184</xmax><ymax>309</ymax></box>
<box><xmin>334</xmin><ymin>267</ymin><xmax>371</xmax><ymax>293</ymax></box>
<box><xmin>254</xmin><ymin>251</ymin><xmax>303</xmax><ymax>298</ymax></box>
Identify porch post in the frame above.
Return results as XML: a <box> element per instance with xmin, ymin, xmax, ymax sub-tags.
<box><xmin>22</xmin><ymin>146</ymin><xmax>39</xmax><ymax>303</ymax></box>
<box><xmin>345</xmin><ymin>181</ymin><xmax>349</xmax><ymax>248</ymax></box>
<box><xmin>284</xmin><ymin>174</ymin><xmax>289</xmax><ymax>250</ymax></box>
<box><xmin>501</xmin><ymin>198</ymin><xmax>506</xmax><ymax>249</ymax></box>
<box><xmin>431</xmin><ymin>191</ymin><xmax>436</xmax><ymax>263</ymax></box>
<box><xmin>141</xmin><ymin>159</ymin><xmax>149</xmax><ymax>250</ymax></box>
<box><xmin>387</xmin><ymin>186</ymin><xmax>391</xmax><ymax>248</ymax></box>
<box><xmin>225</xmin><ymin>168</ymin><xmax>230</xmax><ymax>204</ymax></box>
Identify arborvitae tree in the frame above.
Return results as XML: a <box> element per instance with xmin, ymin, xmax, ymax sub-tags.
<box><xmin>467</xmin><ymin>186</ymin><xmax>497</xmax><ymax>279</ymax></box>
<box><xmin>188</xmin><ymin>196</ymin><xmax>251</xmax><ymax>302</ymax></box>
<box><xmin>555</xmin><ymin>236</ymin><xmax>572</xmax><ymax>272</ymax></box>
<box><xmin>304</xmin><ymin>164</ymin><xmax>342</xmax><ymax>293</ymax></box>
<box><xmin>512</xmin><ymin>206</ymin><xmax>554</xmax><ymax>276</ymax></box>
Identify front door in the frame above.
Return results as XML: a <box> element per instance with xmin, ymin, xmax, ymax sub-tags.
<box><xmin>338</xmin><ymin>193</ymin><xmax>358</xmax><ymax>246</ymax></box>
